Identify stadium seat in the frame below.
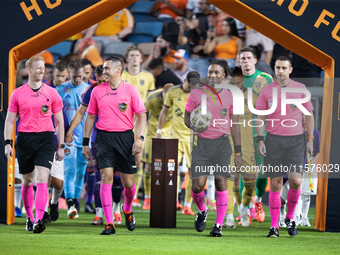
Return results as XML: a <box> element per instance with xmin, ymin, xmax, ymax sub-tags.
<box><xmin>131</xmin><ymin>1</ymin><xmax>155</xmax><ymax>14</ymax></box>
<box><xmin>102</xmin><ymin>41</ymin><xmax>135</xmax><ymax>57</ymax></box>
<box><xmin>137</xmin><ymin>42</ymin><xmax>155</xmax><ymax>56</ymax></box>
<box><xmin>127</xmin><ymin>34</ymin><xmax>155</xmax><ymax>45</ymax></box>
<box><xmin>47</xmin><ymin>40</ymin><xmax>73</xmax><ymax>59</ymax></box>
<box><xmin>133</xmin><ymin>21</ymin><xmax>164</xmax><ymax>38</ymax></box>
<box><xmin>133</xmin><ymin>13</ymin><xmax>151</xmax><ymax>23</ymax></box>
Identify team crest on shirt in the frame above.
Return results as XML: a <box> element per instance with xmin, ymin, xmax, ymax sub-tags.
<box><xmin>291</xmin><ymin>104</ymin><xmax>297</xmax><ymax>109</ymax></box>
<box><xmin>220</xmin><ymin>108</ymin><xmax>227</xmax><ymax>117</ymax></box>
<box><xmin>140</xmin><ymin>79</ymin><xmax>144</xmax><ymax>86</ymax></box>
<box><xmin>64</xmin><ymin>148</ymin><xmax>71</xmax><ymax>156</ymax></box>
<box><xmin>41</xmin><ymin>105</ymin><xmax>49</xmax><ymax>114</ymax></box>
<box><xmin>244</xmin><ymin>99</ymin><xmax>248</xmax><ymax>106</ymax></box>
<box><xmin>255</xmin><ymin>82</ymin><xmax>261</xmax><ymax>89</ymax></box>
<box><xmin>119</xmin><ymin>102</ymin><xmax>128</xmax><ymax>111</ymax></box>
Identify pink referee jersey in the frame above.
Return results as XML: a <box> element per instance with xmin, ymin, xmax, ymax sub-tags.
<box><xmin>87</xmin><ymin>80</ymin><xmax>146</xmax><ymax>132</ymax></box>
<box><xmin>8</xmin><ymin>83</ymin><xmax>63</xmax><ymax>132</ymax></box>
<box><xmin>256</xmin><ymin>80</ymin><xmax>314</xmax><ymax>136</ymax></box>
<box><xmin>185</xmin><ymin>86</ymin><xmax>234</xmax><ymax>139</ymax></box>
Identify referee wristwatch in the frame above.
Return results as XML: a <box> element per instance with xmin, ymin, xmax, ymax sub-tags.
<box><xmin>58</xmin><ymin>144</ymin><xmax>65</xmax><ymax>149</ymax></box>
<box><xmin>137</xmin><ymin>135</ymin><xmax>144</xmax><ymax>141</ymax></box>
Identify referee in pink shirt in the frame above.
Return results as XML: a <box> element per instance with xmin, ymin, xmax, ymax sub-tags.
<box><xmin>4</xmin><ymin>56</ymin><xmax>65</xmax><ymax>233</ymax></box>
<box><xmin>82</xmin><ymin>56</ymin><xmax>147</xmax><ymax>235</ymax></box>
<box><xmin>256</xmin><ymin>56</ymin><xmax>314</xmax><ymax>238</ymax></box>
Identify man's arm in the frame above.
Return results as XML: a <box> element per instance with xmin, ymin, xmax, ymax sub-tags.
<box><xmin>162</xmin><ymin>0</ymin><xmax>185</xmax><ymax>16</ymax></box>
<box><xmin>133</xmin><ymin>112</ymin><xmax>147</xmax><ymax>155</ymax></box>
<box><xmin>83</xmin><ymin>24</ymin><xmax>98</xmax><ymax>38</ymax></box>
<box><xmin>230</xmin><ymin>114</ymin><xmax>242</xmax><ymax>169</ymax></box>
<box><xmin>256</xmin><ymin>115</ymin><xmax>267</xmax><ymax>157</ymax></box>
<box><xmin>156</xmin><ymin>106</ymin><xmax>169</xmax><ymax>138</ymax></box>
<box><xmin>65</xmin><ymin>105</ymin><xmax>87</xmax><ymax>146</ymax></box>
<box><xmin>54</xmin><ymin>111</ymin><xmax>65</xmax><ymax>161</ymax></box>
<box><xmin>82</xmin><ymin>114</ymin><xmax>96</xmax><ymax>162</ymax></box>
<box><xmin>4</xmin><ymin>111</ymin><xmax>16</xmax><ymax>161</ymax></box>
<box><xmin>305</xmin><ymin>111</ymin><xmax>315</xmax><ymax>156</ymax></box>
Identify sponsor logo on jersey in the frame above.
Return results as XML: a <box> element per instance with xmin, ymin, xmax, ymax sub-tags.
<box><xmin>41</xmin><ymin>105</ymin><xmax>49</xmax><ymax>114</ymax></box>
<box><xmin>64</xmin><ymin>148</ymin><xmax>71</xmax><ymax>156</ymax></box>
<box><xmin>119</xmin><ymin>102</ymin><xmax>127</xmax><ymax>111</ymax></box>
<box><xmin>65</xmin><ymin>94</ymin><xmax>71</xmax><ymax>99</ymax></box>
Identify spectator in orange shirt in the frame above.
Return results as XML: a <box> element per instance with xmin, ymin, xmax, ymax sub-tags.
<box><xmin>150</xmin><ymin>0</ymin><xmax>187</xmax><ymax>22</ymax></box>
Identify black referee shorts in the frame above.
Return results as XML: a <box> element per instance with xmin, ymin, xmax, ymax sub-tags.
<box><xmin>191</xmin><ymin>134</ymin><xmax>232</xmax><ymax>178</ymax></box>
<box><xmin>15</xmin><ymin>132</ymin><xmax>55</xmax><ymax>174</ymax></box>
<box><xmin>95</xmin><ymin>129</ymin><xmax>136</xmax><ymax>174</ymax></box>
<box><xmin>264</xmin><ymin>133</ymin><xmax>305</xmax><ymax>178</ymax></box>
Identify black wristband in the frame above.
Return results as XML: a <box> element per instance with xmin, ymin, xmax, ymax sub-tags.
<box><xmin>256</xmin><ymin>136</ymin><xmax>264</xmax><ymax>143</ymax></box>
<box><xmin>234</xmin><ymin>145</ymin><xmax>241</xmax><ymax>154</ymax></box>
<box><xmin>5</xmin><ymin>139</ymin><xmax>13</xmax><ymax>147</ymax></box>
<box><xmin>82</xmin><ymin>137</ymin><xmax>90</xmax><ymax>146</ymax></box>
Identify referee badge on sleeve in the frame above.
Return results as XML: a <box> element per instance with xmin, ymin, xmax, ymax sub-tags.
<box><xmin>118</xmin><ymin>102</ymin><xmax>128</xmax><ymax>112</ymax></box>
<box><xmin>41</xmin><ymin>105</ymin><xmax>49</xmax><ymax>114</ymax></box>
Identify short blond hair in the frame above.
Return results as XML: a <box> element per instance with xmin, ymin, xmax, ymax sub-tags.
<box><xmin>25</xmin><ymin>56</ymin><xmax>45</xmax><ymax>68</ymax></box>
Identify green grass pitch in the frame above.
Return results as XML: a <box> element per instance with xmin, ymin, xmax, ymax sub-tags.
<box><xmin>1</xmin><ymin>203</ymin><xmax>339</xmax><ymax>255</ymax></box>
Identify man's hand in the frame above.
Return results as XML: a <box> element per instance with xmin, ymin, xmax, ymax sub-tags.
<box><xmin>65</xmin><ymin>132</ymin><xmax>74</xmax><ymax>146</ymax></box>
<box><xmin>257</xmin><ymin>141</ymin><xmax>266</xmax><ymax>157</ymax></box>
<box><xmin>156</xmin><ymin>133</ymin><xmax>162</xmax><ymax>138</ymax></box>
<box><xmin>234</xmin><ymin>155</ymin><xmax>242</xmax><ymax>170</ymax></box>
<box><xmin>5</xmin><ymin>144</ymin><xmax>13</xmax><ymax>162</ymax></box>
<box><xmin>82</xmin><ymin>146</ymin><xmax>92</xmax><ymax>162</ymax></box>
<box><xmin>132</xmin><ymin>139</ymin><xmax>143</xmax><ymax>155</ymax></box>
<box><xmin>306</xmin><ymin>140</ymin><xmax>314</xmax><ymax>157</ymax></box>
<box><xmin>55</xmin><ymin>148</ymin><xmax>65</xmax><ymax>161</ymax></box>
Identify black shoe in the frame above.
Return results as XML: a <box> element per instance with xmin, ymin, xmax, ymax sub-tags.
<box><xmin>25</xmin><ymin>217</ymin><xmax>33</xmax><ymax>231</ymax></box>
<box><xmin>84</xmin><ymin>203</ymin><xmax>96</xmax><ymax>214</ymax></box>
<box><xmin>33</xmin><ymin>219</ymin><xmax>46</xmax><ymax>233</ymax></box>
<box><xmin>42</xmin><ymin>211</ymin><xmax>51</xmax><ymax>224</ymax></box>
<box><xmin>267</xmin><ymin>227</ymin><xmax>279</xmax><ymax>238</ymax></box>
<box><xmin>49</xmin><ymin>200</ymin><xmax>59</xmax><ymax>221</ymax></box>
<box><xmin>122</xmin><ymin>204</ymin><xmax>136</xmax><ymax>231</ymax></box>
<box><xmin>74</xmin><ymin>199</ymin><xmax>80</xmax><ymax>213</ymax></box>
<box><xmin>195</xmin><ymin>210</ymin><xmax>207</xmax><ymax>232</ymax></box>
<box><xmin>285</xmin><ymin>218</ymin><xmax>298</xmax><ymax>236</ymax></box>
<box><xmin>100</xmin><ymin>223</ymin><xmax>115</xmax><ymax>235</ymax></box>
<box><xmin>210</xmin><ymin>224</ymin><xmax>222</xmax><ymax>237</ymax></box>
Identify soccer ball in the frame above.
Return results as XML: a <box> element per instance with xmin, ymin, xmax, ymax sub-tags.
<box><xmin>190</xmin><ymin>106</ymin><xmax>212</xmax><ymax>129</ymax></box>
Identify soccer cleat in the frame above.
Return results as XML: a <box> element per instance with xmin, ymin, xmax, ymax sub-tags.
<box><xmin>67</xmin><ymin>205</ymin><xmax>78</xmax><ymax>219</ymax></box>
<box><xmin>101</xmin><ymin>223</ymin><xmax>115</xmax><ymax>235</ymax></box>
<box><xmin>254</xmin><ymin>202</ymin><xmax>265</xmax><ymax>223</ymax></box>
<box><xmin>182</xmin><ymin>206</ymin><xmax>195</xmax><ymax>216</ymax></box>
<box><xmin>42</xmin><ymin>211</ymin><xmax>51</xmax><ymax>224</ymax></box>
<box><xmin>207</xmin><ymin>200</ymin><xmax>217</xmax><ymax>211</ymax></box>
<box><xmin>238</xmin><ymin>216</ymin><xmax>252</xmax><ymax>226</ymax></box>
<box><xmin>236</xmin><ymin>214</ymin><xmax>241</xmax><ymax>221</ymax></box>
<box><xmin>49</xmin><ymin>200</ymin><xmax>59</xmax><ymax>221</ymax></box>
<box><xmin>142</xmin><ymin>198</ymin><xmax>150</xmax><ymax>210</ymax></box>
<box><xmin>301</xmin><ymin>217</ymin><xmax>311</xmax><ymax>227</ymax></box>
<box><xmin>238</xmin><ymin>204</ymin><xmax>250</xmax><ymax>227</ymax></box>
<box><xmin>84</xmin><ymin>203</ymin><xmax>96</xmax><ymax>214</ymax></box>
<box><xmin>25</xmin><ymin>217</ymin><xmax>33</xmax><ymax>231</ymax></box>
<box><xmin>91</xmin><ymin>216</ymin><xmax>104</xmax><ymax>225</ymax></box>
<box><xmin>249</xmin><ymin>207</ymin><xmax>257</xmax><ymax>220</ymax></box>
<box><xmin>210</xmin><ymin>223</ymin><xmax>222</xmax><ymax>237</ymax></box>
<box><xmin>33</xmin><ymin>219</ymin><xmax>46</xmax><ymax>233</ymax></box>
<box><xmin>176</xmin><ymin>201</ymin><xmax>183</xmax><ymax>211</ymax></box>
<box><xmin>15</xmin><ymin>207</ymin><xmax>23</xmax><ymax>218</ymax></box>
<box><xmin>267</xmin><ymin>227</ymin><xmax>279</xmax><ymax>238</ymax></box>
<box><xmin>194</xmin><ymin>210</ymin><xmax>208</xmax><ymax>232</ymax></box>
<box><xmin>132</xmin><ymin>198</ymin><xmax>141</xmax><ymax>207</ymax></box>
<box><xmin>122</xmin><ymin>204</ymin><xmax>136</xmax><ymax>231</ymax></box>
<box><xmin>114</xmin><ymin>212</ymin><xmax>122</xmax><ymax>224</ymax></box>
<box><xmin>223</xmin><ymin>218</ymin><xmax>236</xmax><ymax>228</ymax></box>
<box><xmin>285</xmin><ymin>218</ymin><xmax>298</xmax><ymax>236</ymax></box>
